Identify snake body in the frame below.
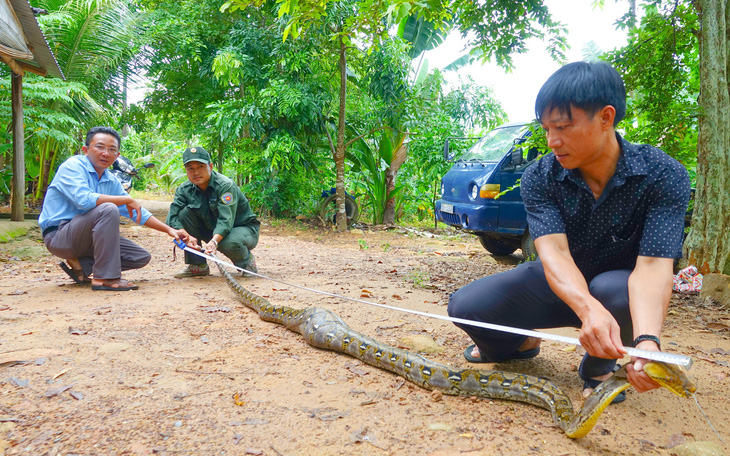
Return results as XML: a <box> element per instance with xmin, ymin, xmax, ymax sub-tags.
<box><xmin>218</xmin><ymin>264</ymin><xmax>695</xmax><ymax>438</ymax></box>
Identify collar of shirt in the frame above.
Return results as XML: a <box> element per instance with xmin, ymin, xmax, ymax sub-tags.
<box><xmin>80</xmin><ymin>154</ymin><xmax>117</xmax><ymax>185</ymax></box>
<box><xmin>192</xmin><ymin>170</ymin><xmax>219</xmax><ymax>195</ymax></box>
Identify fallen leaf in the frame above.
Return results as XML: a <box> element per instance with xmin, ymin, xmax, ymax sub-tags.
<box><xmin>243</xmin><ymin>418</ymin><xmax>269</xmax><ymax>425</ymax></box>
<box><xmin>199</xmin><ymin>306</ymin><xmax>230</xmax><ymax>313</ymax></box>
<box><xmin>70</xmin><ymin>391</ymin><xmax>84</xmax><ymax>400</ymax></box>
<box><xmin>53</xmin><ymin>368</ymin><xmax>72</xmax><ymax>379</ymax></box>
<box><xmin>706</xmin><ymin>322</ymin><xmax>729</xmax><ymax>331</ymax></box>
<box><xmin>44</xmin><ymin>385</ymin><xmax>72</xmax><ymax>398</ymax></box>
<box><xmin>232</xmin><ymin>392</ymin><xmax>245</xmax><ymax>406</ymax></box>
<box><xmin>666</xmin><ymin>433</ymin><xmax>687</xmax><ymax>449</ymax></box>
<box><xmin>8</xmin><ymin>377</ymin><xmax>28</xmax><ymax>388</ymax></box>
<box><xmin>345</xmin><ymin>362</ymin><xmax>369</xmax><ymax>376</ymax></box>
<box><xmin>68</xmin><ymin>327</ymin><xmax>88</xmax><ymax>335</ymax></box>
<box><xmin>7</xmin><ymin>290</ymin><xmax>26</xmax><ymax>296</ymax></box>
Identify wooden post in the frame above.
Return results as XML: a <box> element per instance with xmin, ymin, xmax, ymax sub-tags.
<box><xmin>11</xmin><ymin>72</ymin><xmax>24</xmax><ymax>221</ymax></box>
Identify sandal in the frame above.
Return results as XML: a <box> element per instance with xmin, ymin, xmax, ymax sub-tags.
<box><xmin>463</xmin><ymin>344</ymin><xmax>541</xmax><ymax>363</ymax></box>
<box><xmin>91</xmin><ymin>278</ymin><xmax>139</xmax><ymax>291</ymax></box>
<box><xmin>582</xmin><ymin>364</ymin><xmax>626</xmax><ymax>404</ymax></box>
<box><xmin>59</xmin><ymin>262</ymin><xmax>90</xmax><ymax>285</ymax></box>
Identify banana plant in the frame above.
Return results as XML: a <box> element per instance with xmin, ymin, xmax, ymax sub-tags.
<box><xmin>348</xmin><ymin>128</ymin><xmax>405</xmax><ymax>225</ymax></box>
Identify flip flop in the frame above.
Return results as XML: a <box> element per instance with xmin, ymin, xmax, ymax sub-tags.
<box><xmin>463</xmin><ymin>344</ymin><xmax>541</xmax><ymax>363</ymax></box>
<box><xmin>91</xmin><ymin>279</ymin><xmax>139</xmax><ymax>291</ymax></box>
<box><xmin>59</xmin><ymin>262</ymin><xmax>90</xmax><ymax>285</ymax></box>
<box><xmin>582</xmin><ymin>364</ymin><xmax>626</xmax><ymax>404</ymax></box>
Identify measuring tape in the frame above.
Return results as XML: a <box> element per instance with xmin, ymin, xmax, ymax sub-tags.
<box><xmin>173</xmin><ymin>239</ymin><xmax>693</xmax><ymax>369</ymax></box>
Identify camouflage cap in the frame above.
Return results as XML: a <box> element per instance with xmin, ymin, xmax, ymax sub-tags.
<box><xmin>182</xmin><ymin>146</ymin><xmax>211</xmax><ymax>165</ymax></box>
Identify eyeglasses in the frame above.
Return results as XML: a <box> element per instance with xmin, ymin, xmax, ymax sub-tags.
<box><xmin>91</xmin><ymin>143</ymin><xmax>119</xmax><ymax>154</ymax></box>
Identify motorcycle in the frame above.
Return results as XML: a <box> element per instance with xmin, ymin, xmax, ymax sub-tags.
<box><xmin>109</xmin><ymin>155</ymin><xmax>155</xmax><ymax>192</ymax></box>
<box><xmin>319</xmin><ymin>187</ymin><xmax>360</xmax><ymax>227</ymax></box>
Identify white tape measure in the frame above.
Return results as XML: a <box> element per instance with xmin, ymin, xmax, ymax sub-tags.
<box><xmin>173</xmin><ymin>240</ymin><xmax>693</xmax><ymax>369</ymax></box>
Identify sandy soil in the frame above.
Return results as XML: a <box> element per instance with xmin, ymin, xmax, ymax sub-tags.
<box><xmin>0</xmin><ymin>203</ymin><xmax>729</xmax><ymax>456</ymax></box>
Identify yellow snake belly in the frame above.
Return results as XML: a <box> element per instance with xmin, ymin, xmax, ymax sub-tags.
<box><xmin>217</xmin><ymin>264</ymin><xmax>695</xmax><ymax>438</ymax></box>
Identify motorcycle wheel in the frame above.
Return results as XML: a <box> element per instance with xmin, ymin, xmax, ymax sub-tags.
<box><xmin>319</xmin><ymin>193</ymin><xmax>360</xmax><ymax>228</ymax></box>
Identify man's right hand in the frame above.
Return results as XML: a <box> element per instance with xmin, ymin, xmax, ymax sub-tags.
<box><xmin>127</xmin><ymin>198</ymin><xmax>143</xmax><ymax>223</ymax></box>
<box><xmin>578</xmin><ymin>305</ymin><xmax>626</xmax><ymax>360</ymax></box>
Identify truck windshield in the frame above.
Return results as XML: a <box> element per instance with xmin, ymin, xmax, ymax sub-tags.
<box><xmin>460</xmin><ymin>124</ymin><xmax>528</xmax><ymax>162</ymax></box>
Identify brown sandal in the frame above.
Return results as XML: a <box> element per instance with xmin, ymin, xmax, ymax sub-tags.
<box><xmin>59</xmin><ymin>262</ymin><xmax>90</xmax><ymax>285</ymax></box>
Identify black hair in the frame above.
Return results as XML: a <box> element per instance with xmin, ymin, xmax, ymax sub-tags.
<box><xmin>85</xmin><ymin>126</ymin><xmax>121</xmax><ymax>148</ymax></box>
<box><xmin>535</xmin><ymin>61</ymin><xmax>626</xmax><ymax>127</ymax></box>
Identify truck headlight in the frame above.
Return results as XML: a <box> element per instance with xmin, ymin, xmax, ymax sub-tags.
<box><xmin>480</xmin><ymin>184</ymin><xmax>500</xmax><ymax>199</ymax></box>
<box><xmin>440</xmin><ymin>181</ymin><xmax>445</xmax><ymax>196</ymax></box>
<box><xmin>469</xmin><ymin>183</ymin><xmax>478</xmax><ymax>200</ymax></box>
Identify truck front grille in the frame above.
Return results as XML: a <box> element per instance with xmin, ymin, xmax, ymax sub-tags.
<box><xmin>441</xmin><ymin>212</ymin><xmax>461</xmax><ymax>226</ymax></box>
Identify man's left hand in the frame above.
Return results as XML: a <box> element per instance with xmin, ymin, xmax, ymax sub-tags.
<box><xmin>625</xmin><ymin>340</ymin><xmax>662</xmax><ymax>393</ymax></box>
<box><xmin>203</xmin><ymin>239</ymin><xmax>218</xmax><ymax>255</ymax></box>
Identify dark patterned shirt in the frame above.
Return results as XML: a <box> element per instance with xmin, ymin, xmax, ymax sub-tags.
<box><xmin>521</xmin><ymin>133</ymin><xmax>691</xmax><ymax>281</ymax></box>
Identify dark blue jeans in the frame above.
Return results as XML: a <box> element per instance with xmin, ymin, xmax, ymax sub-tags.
<box><xmin>447</xmin><ymin>260</ymin><xmax>633</xmax><ymax>380</ymax></box>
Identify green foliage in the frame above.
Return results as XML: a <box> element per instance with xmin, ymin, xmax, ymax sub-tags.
<box><xmin>35</xmin><ymin>0</ymin><xmax>142</xmax><ymax>112</ymax></box>
<box><xmin>348</xmin><ymin>128</ymin><xmax>405</xmax><ymax>224</ymax></box>
<box><xmin>0</xmin><ymin>75</ymin><xmax>88</xmax><ymax>200</ymax></box>
<box><xmin>607</xmin><ymin>1</ymin><xmax>699</xmax><ymax>176</ymax></box>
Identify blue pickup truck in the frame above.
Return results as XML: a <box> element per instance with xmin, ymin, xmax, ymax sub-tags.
<box><xmin>435</xmin><ymin>122</ymin><xmax>539</xmax><ymax>257</ymax></box>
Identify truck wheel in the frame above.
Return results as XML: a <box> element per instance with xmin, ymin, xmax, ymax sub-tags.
<box><xmin>319</xmin><ymin>193</ymin><xmax>360</xmax><ymax>227</ymax></box>
<box><xmin>520</xmin><ymin>230</ymin><xmax>538</xmax><ymax>261</ymax></box>
<box><xmin>478</xmin><ymin>235</ymin><xmax>517</xmax><ymax>256</ymax></box>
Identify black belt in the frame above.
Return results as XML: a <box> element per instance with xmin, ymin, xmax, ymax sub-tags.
<box><xmin>42</xmin><ymin>225</ymin><xmax>59</xmax><ymax>237</ymax></box>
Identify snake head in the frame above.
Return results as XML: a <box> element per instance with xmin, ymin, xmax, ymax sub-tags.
<box><xmin>643</xmin><ymin>361</ymin><xmax>697</xmax><ymax>397</ymax></box>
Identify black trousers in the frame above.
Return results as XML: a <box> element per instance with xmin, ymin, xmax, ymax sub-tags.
<box><xmin>447</xmin><ymin>260</ymin><xmax>633</xmax><ymax>380</ymax></box>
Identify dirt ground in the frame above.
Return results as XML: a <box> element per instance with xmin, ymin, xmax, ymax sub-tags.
<box><xmin>0</xmin><ymin>201</ymin><xmax>729</xmax><ymax>456</ymax></box>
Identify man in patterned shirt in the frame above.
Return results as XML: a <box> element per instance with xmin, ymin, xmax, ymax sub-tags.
<box><xmin>167</xmin><ymin>147</ymin><xmax>260</xmax><ymax>278</ymax></box>
<box><xmin>448</xmin><ymin>62</ymin><xmax>691</xmax><ymax>401</ymax></box>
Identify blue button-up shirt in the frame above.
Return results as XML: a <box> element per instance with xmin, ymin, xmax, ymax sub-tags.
<box><xmin>521</xmin><ymin>133</ymin><xmax>691</xmax><ymax>281</ymax></box>
<box><xmin>39</xmin><ymin>155</ymin><xmax>152</xmax><ymax>231</ymax></box>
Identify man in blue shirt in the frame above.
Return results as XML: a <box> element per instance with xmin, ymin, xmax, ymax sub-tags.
<box><xmin>447</xmin><ymin>62</ymin><xmax>691</xmax><ymax>401</ymax></box>
<box><xmin>39</xmin><ymin>126</ymin><xmax>188</xmax><ymax>291</ymax></box>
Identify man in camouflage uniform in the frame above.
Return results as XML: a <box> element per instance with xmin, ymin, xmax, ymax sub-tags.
<box><xmin>167</xmin><ymin>147</ymin><xmax>260</xmax><ymax>277</ymax></box>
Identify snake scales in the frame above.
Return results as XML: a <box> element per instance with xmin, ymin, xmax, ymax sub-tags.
<box><xmin>217</xmin><ymin>263</ymin><xmax>696</xmax><ymax>438</ymax></box>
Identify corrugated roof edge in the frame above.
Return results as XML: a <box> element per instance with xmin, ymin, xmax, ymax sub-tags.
<box><xmin>8</xmin><ymin>0</ymin><xmax>64</xmax><ymax>79</ymax></box>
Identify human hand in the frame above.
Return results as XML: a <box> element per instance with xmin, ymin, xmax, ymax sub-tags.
<box><xmin>203</xmin><ymin>239</ymin><xmax>218</xmax><ymax>255</ymax></box>
<box><xmin>626</xmin><ymin>340</ymin><xmax>662</xmax><ymax>393</ymax></box>
<box><xmin>579</xmin><ymin>307</ymin><xmax>626</xmax><ymax>360</ymax></box>
<box><xmin>168</xmin><ymin>228</ymin><xmax>184</xmax><ymax>241</ymax></box>
<box><xmin>186</xmin><ymin>235</ymin><xmax>200</xmax><ymax>250</ymax></box>
<box><xmin>127</xmin><ymin>199</ymin><xmax>143</xmax><ymax>224</ymax></box>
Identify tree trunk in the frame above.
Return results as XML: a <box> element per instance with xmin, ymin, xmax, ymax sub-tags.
<box><xmin>382</xmin><ymin>167</ymin><xmax>397</xmax><ymax>225</ymax></box>
<box><xmin>684</xmin><ymin>0</ymin><xmax>730</xmax><ymax>275</ymax></box>
<box><xmin>11</xmin><ymin>72</ymin><xmax>24</xmax><ymax>221</ymax></box>
<box><xmin>381</xmin><ymin>136</ymin><xmax>409</xmax><ymax>225</ymax></box>
<box><xmin>334</xmin><ymin>35</ymin><xmax>348</xmax><ymax>232</ymax></box>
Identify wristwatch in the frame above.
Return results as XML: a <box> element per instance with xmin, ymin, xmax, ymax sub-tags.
<box><xmin>632</xmin><ymin>334</ymin><xmax>661</xmax><ymax>350</ymax></box>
